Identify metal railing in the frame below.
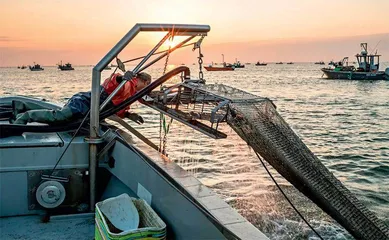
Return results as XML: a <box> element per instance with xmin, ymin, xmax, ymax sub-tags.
<box><xmin>89</xmin><ymin>23</ymin><xmax>210</xmax><ymax>211</ymax></box>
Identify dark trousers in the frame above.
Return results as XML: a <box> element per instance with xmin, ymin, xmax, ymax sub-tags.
<box><xmin>12</xmin><ymin>88</ymin><xmax>110</xmax><ymax>125</ymax></box>
<box><xmin>12</xmin><ymin>101</ymin><xmax>74</xmax><ymax>124</ymax></box>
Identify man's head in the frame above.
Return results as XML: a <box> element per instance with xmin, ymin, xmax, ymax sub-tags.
<box><xmin>135</xmin><ymin>72</ymin><xmax>151</xmax><ymax>91</ymax></box>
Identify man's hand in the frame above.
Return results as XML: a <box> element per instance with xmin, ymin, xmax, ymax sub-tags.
<box><xmin>122</xmin><ymin>71</ymin><xmax>134</xmax><ymax>81</ymax></box>
<box><xmin>125</xmin><ymin>112</ymin><xmax>144</xmax><ymax>125</ymax></box>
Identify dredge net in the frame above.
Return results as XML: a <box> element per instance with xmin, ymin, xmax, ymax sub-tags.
<box><xmin>147</xmin><ymin>83</ymin><xmax>389</xmax><ymax>239</ymax></box>
<box><xmin>226</xmin><ymin>98</ymin><xmax>389</xmax><ymax>240</ymax></box>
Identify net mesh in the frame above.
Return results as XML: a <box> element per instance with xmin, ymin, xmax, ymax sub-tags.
<box><xmin>147</xmin><ymin>83</ymin><xmax>389</xmax><ymax>239</ymax></box>
<box><xmin>226</xmin><ymin>97</ymin><xmax>389</xmax><ymax>240</ymax></box>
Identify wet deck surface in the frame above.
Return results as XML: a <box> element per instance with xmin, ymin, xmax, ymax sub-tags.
<box><xmin>0</xmin><ymin>214</ymin><xmax>94</xmax><ymax>240</ymax></box>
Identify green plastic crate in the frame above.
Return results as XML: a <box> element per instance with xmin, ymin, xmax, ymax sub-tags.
<box><xmin>95</xmin><ymin>195</ymin><xmax>166</xmax><ymax>240</ymax></box>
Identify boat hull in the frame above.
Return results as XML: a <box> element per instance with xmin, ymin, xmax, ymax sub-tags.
<box><xmin>204</xmin><ymin>66</ymin><xmax>234</xmax><ymax>71</ymax></box>
<box><xmin>59</xmin><ymin>67</ymin><xmax>74</xmax><ymax>71</ymax></box>
<box><xmin>322</xmin><ymin>68</ymin><xmax>387</xmax><ymax>80</ymax></box>
<box><xmin>29</xmin><ymin>68</ymin><xmax>44</xmax><ymax>71</ymax></box>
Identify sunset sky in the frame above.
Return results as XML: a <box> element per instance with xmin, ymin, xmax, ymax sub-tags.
<box><xmin>1</xmin><ymin>0</ymin><xmax>388</xmax><ymax>66</ymax></box>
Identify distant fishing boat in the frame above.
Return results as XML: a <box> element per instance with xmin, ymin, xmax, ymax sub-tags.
<box><xmin>21</xmin><ymin>66</ymin><xmax>26</xmax><ymax>69</ymax></box>
<box><xmin>103</xmin><ymin>66</ymin><xmax>112</xmax><ymax>70</ymax></box>
<box><xmin>233</xmin><ymin>62</ymin><xmax>244</xmax><ymax>68</ymax></box>
<box><xmin>57</xmin><ymin>61</ymin><xmax>75</xmax><ymax>71</ymax></box>
<box><xmin>255</xmin><ymin>61</ymin><xmax>267</xmax><ymax>66</ymax></box>
<box><xmin>233</xmin><ymin>59</ymin><xmax>245</xmax><ymax>68</ymax></box>
<box><xmin>322</xmin><ymin>43</ymin><xmax>389</xmax><ymax>80</ymax></box>
<box><xmin>276</xmin><ymin>62</ymin><xmax>283</xmax><ymax>64</ymax></box>
<box><xmin>29</xmin><ymin>63</ymin><xmax>44</xmax><ymax>71</ymax></box>
<box><xmin>315</xmin><ymin>61</ymin><xmax>325</xmax><ymax>65</ymax></box>
<box><xmin>287</xmin><ymin>62</ymin><xmax>294</xmax><ymax>65</ymax></box>
<box><xmin>204</xmin><ymin>64</ymin><xmax>234</xmax><ymax>71</ymax></box>
<box><xmin>205</xmin><ymin>54</ymin><xmax>235</xmax><ymax>71</ymax></box>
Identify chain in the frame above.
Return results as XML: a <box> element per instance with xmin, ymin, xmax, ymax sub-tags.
<box><xmin>159</xmin><ymin>35</ymin><xmax>174</xmax><ymax>155</ymax></box>
<box><xmin>198</xmin><ymin>46</ymin><xmax>204</xmax><ymax>80</ymax></box>
<box><xmin>162</xmin><ymin>43</ymin><xmax>171</xmax><ymax>76</ymax></box>
<box><xmin>193</xmin><ymin>35</ymin><xmax>205</xmax><ymax>81</ymax></box>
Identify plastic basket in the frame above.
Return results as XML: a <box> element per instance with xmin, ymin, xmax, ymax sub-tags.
<box><xmin>95</xmin><ymin>194</ymin><xmax>166</xmax><ymax>240</ymax></box>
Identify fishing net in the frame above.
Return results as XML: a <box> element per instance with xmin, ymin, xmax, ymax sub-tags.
<box><xmin>224</xmin><ymin>94</ymin><xmax>389</xmax><ymax>240</ymax></box>
<box><xmin>146</xmin><ymin>82</ymin><xmax>389</xmax><ymax>239</ymax></box>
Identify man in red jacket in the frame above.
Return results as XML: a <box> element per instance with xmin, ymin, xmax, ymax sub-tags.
<box><xmin>11</xmin><ymin>71</ymin><xmax>151</xmax><ymax>125</ymax></box>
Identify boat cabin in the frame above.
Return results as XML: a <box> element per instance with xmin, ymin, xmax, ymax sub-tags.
<box><xmin>355</xmin><ymin>43</ymin><xmax>380</xmax><ymax>72</ymax></box>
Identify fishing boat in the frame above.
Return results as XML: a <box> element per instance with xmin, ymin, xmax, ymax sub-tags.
<box><xmin>1</xmin><ymin>23</ymin><xmax>389</xmax><ymax>240</ymax></box>
<box><xmin>204</xmin><ymin>65</ymin><xmax>234</xmax><ymax>71</ymax></box>
<box><xmin>204</xmin><ymin>63</ymin><xmax>234</xmax><ymax>71</ymax></box>
<box><xmin>287</xmin><ymin>62</ymin><xmax>294</xmax><ymax>65</ymax></box>
<box><xmin>58</xmin><ymin>61</ymin><xmax>75</xmax><ymax>71</ymax></box>
<box><xmin>29</xmin><ymin>63</ymin><xmax>44</xmax><ymax>71</ymax></box>
<box><xmin>233</xmin><ymin>59</ymin><xmax>245</xmax><ymax>68</ymax></box>
<box><xmin>314</xmin><ymin>61</ymin><xmax>325</xmax><ymax>65</ymax></box>
<box><xmin>104</xmin><ymin>66</ymin><xmax>112</xmax><ymax>70</ymax></box>
<box><xmin>204</xmin><ymin>54</ymin><xmax>235</xmax><ymax>71</ymax></box>
<box><xmin>275</xmin><ymin>62</ymin><xmax>283</xmax><ymax>64</ymax></box>
<box><xmin>21</xmin><ymin>65</ymin><xmax>27</xmax><ymax>69</ymax></box>
<box><xmin>322</xmin><ymin>43</ymin><xmax>389</xmax><ymax>80</ymax></box>
<box><xmin>255</xmin><ymin>61</ymin><xmax>267</xmax><ymax>66</ymax></box>
<box><xmin>0</xmin><ymin>23</ymin><xmax>263</xmax><ymax>240</ymax></box>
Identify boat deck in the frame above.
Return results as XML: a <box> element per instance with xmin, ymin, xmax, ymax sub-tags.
<box><xmin>0</xmin><ymin>214</ymin><xmax>94</xmax><ymax>240</ymax></box>
<box><xmin>0</xmin><ymin>123</ymin><xmax>269</xmax><ymax>239</ymax></box>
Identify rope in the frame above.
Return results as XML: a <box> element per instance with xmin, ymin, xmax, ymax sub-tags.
<box><xmin>49</xmin><ymin>109</ymin><xmax>90</xmax><ymax>177</ymax></box>
<box><xmin>49</xmin><ymin>72</ymin><xmax>117</xmax><ymax>177</ymax></box>
<box><xmin>120</xmin><ymin>138</ymin><xmax>241</xmax><ymax>240</ymax></box>
<box><xmin>253</xmin><ymin>151</ymin><xmax>324</xmax><ymax>239</ymax></box>
<box><xmin>122</xmin><ymin>42</ymin><xmax>195</xmax><ymax>64</ymax></box>
<box><xmin>236</xmin><ymin>122</ymin><xmax>324</xmax><ymax>239</ymax></box>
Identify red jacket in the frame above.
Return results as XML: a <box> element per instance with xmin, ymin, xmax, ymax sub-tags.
<box><xmin>102</xmin><ymin>73</ymin><xmax>138</xmax><ymax>118</ymax></box>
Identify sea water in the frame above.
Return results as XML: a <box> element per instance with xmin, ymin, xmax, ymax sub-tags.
<box><xmin>1</xmin><ymin>63</ymin><xmax>388</xmax><ymax>239</ymax></box>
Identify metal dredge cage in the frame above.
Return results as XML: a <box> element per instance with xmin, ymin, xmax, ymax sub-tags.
<box><xmin>144</xmin><ymin>82</ymin><xmax>269</xmax><ymax>139</ymax></box>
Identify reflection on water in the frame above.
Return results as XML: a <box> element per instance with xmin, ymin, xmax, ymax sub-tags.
<box><xmin>1</xmin><ymin>63</ymin><xmax>388</xmax><ymax>239</ymax></box>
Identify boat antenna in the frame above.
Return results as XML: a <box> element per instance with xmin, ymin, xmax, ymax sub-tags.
<box><xmin>371</xmin><ymin>40</ymin><xmax>381</xmax><ymax>55</ymax></box>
